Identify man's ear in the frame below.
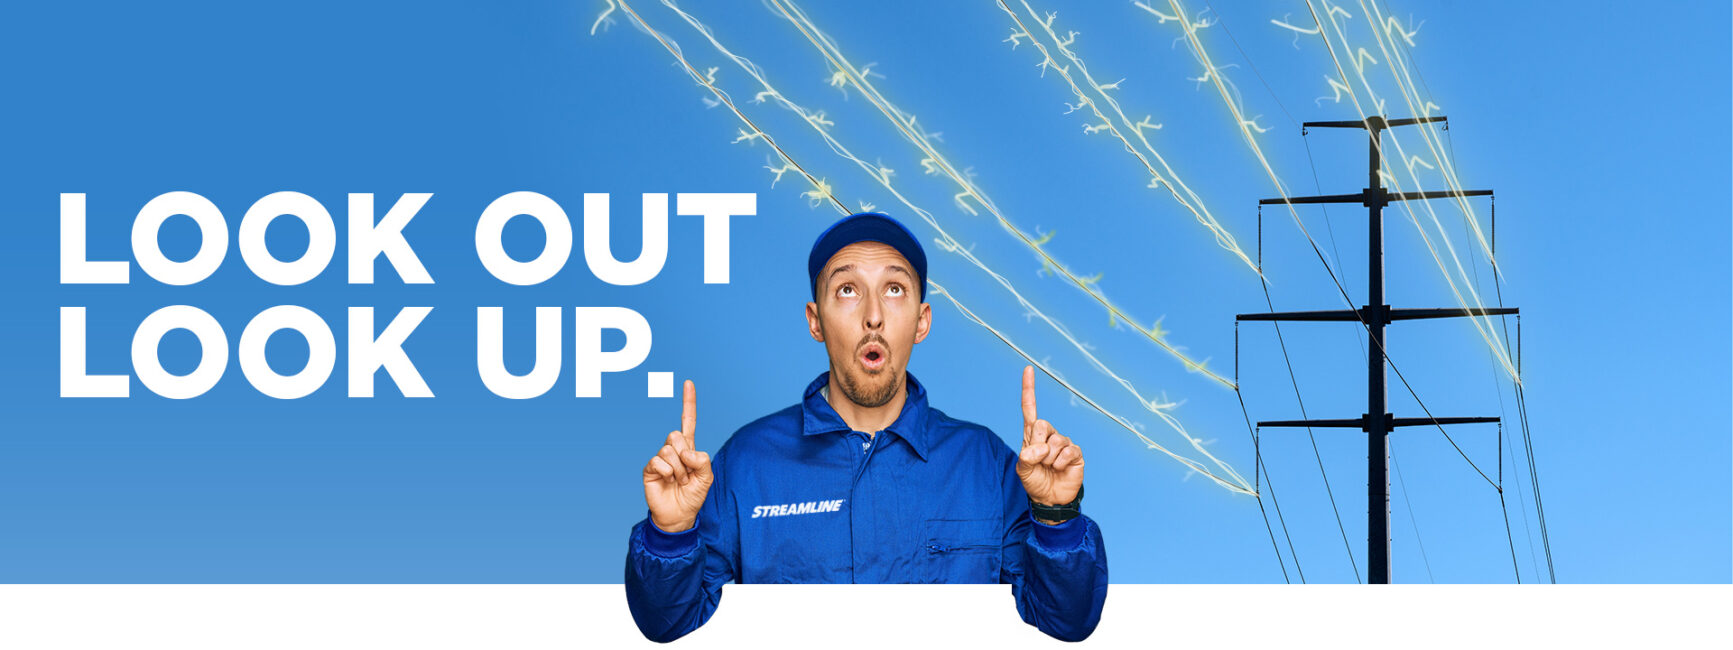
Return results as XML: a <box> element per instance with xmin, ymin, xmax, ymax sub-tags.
<box><xmin>912</xmin><ymin>300</ymin><xmax>932</xmax><ymax>344</ymax></box>
<box><xmin>806</xmin><ymin>301</ymin><xmax>825</xmax><ymax>343</ymax></box>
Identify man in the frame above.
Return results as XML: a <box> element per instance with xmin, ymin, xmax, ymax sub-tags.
<box><xmin>624</xmin><ymin>212</ymin><xmax>1108</xmax><ymax>642</ymax></box>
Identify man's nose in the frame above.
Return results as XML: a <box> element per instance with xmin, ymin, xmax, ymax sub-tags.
<box><xmin>863</xmin><ymin>291</ymin><xmax>884</xmax><ymax>330</ymax></box>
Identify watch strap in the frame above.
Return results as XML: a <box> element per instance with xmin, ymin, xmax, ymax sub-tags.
<box><xmin>1029</xmin><ymin>485</ymin><xmax>1083</xmax><ymax>523</ymax></box>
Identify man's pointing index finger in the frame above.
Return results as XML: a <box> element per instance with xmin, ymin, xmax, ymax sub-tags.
<box><xmin>1021</xmin><ymin>365</ymin><xmax>1038</xmax><ymax>441</ymax></box>
<box><xmin>682</xmin><ymin>380</ymin><xmax>697</xmax><ymax>447</ymax></box>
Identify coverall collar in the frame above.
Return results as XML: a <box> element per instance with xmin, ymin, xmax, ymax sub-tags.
<box><xmin>800</xmin><ymin>370</ymin><xmax>931</xmax><ymax>462</ymax></box>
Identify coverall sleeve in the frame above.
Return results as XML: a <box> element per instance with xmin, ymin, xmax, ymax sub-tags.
<box><xmin>624</xmin><ymin>448</ymin><xmax>739</xmax><ymax>643</ymax></box>
<box><xmin>999</xmin><ymin>451</ymin><xmax>1109</xmax><ymax>642</ymax></box>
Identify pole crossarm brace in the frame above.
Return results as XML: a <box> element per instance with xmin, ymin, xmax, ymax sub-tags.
<box><xmin>1237</xmin><ymin>307</ymin><xmax>1518</xmax><ymax>323</ymax></box>
<box><xmin>1259</xmin><ymin>189</ymin><xmax>1493</xmax><ymax>207</ymax></box>
<box><xmin>1258</xmin><ymin>415</ymin><xmax>1501</xmax><ymax>431</ymax></box>
<box><xmin>1303</xmin><ymin>116</ymin><xmax>1447</xmax><ymax>130</ymax></box>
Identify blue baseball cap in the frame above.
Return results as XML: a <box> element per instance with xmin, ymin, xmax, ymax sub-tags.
<box><xmin>808</xmin><ymin>212</ymin><xmax>928</xmax><ymax>301</ymax></box>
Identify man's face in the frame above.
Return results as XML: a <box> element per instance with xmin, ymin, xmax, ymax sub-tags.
<box><xmin>806</xmin><ymin>241</ymin><xmax>932</xmax><ymax>408</ymax></box>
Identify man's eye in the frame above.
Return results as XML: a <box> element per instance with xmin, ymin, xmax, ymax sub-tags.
<box><xmin>886</xmin><ymin>285</ymin><xmax>904</xmax><ymax>297</ymax></box>
<box><xmin>838</xmin><ymin>285</ymin><xmax>856</xmax><ymax>298</ymax></box>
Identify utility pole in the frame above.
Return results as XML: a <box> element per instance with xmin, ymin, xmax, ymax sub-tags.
<box><xmin>1238</xmin><ymin>115</ymin><xmax>1515</xmax><ymax>584</ymax></box>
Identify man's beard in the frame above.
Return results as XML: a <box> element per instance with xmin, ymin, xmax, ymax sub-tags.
<box><xmin>836</xmin><ymin>334</ymin><xmax>901</xmax><ymax>408</ymax></box>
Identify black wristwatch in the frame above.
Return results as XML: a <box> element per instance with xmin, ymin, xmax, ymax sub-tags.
<box><xmin>1029</xmin><ymin>485</ymin><xmax>1083</xmax><ymax>523</ymax></box>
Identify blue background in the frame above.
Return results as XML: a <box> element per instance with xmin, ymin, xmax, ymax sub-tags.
<box><xmin>1</xmin><ymin>0</ymin><xmax>1727</xmax><ymax>584</ymax></box>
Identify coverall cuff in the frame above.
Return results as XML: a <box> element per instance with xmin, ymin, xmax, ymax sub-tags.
<box><xmin>642</xmin><ymin>513</ymin><xmax>701</xmax><ymax>558</ymax></box>
<box><xmin>1028</xmin><ymin>511</ymin><xmax>1086</xmax><ymax>552</ymax></box>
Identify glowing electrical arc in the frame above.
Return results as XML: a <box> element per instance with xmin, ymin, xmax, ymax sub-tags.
<box><xmin>605</xmin><ymin>0</ymin><xmax>1257</xmax><ymax>496</ymax></box>
<box><xmin>768</xmin><ymin>0</ymin><xmax>1238</xmax><ymax>389</ymax></box>
<box><xmin>996</xmin><ymin>0</ymin><xmax>1266</xmax><ymax>284</ymax></box>
<box><xmin>1357</xmin><ymin>0</ymin><xmax>1502</xmax><ymax>279</ymax></box>
<box><xmin>660</xmin><ymin>0</ymin><xmax>1250</xmax><ymax>489</ymax></box>
<box><xmin>1143</xmin><ymin>0</ymin><xmax>1351</xmax><ymax>317</ymax></box>
<box><xmin>1302</xmin><ymin>0</ymin><xmax>1520</xmax><ymax>383</ymax></box>
<box><xmin>1353</xmin><ymin>0</ymin><xmax>1515</xmax><ymax>377</ymax></box>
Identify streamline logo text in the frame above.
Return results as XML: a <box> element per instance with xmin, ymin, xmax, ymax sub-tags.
<box><xmin>750</xmin><ymin>499</ymin><xmax>846</xmax><ymax>519</ymax></box>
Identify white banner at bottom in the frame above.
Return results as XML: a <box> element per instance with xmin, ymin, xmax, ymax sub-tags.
<box><xmin>0</xmin><ymin>584</ymin><xmax>1727</xmax><ymax>648</ymax></box>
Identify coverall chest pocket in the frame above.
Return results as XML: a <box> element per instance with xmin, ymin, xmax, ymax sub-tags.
<box><xmin>920</xmin><ymin>517</ymin><xmax>1001</xmax><ymax>584</ymax></box>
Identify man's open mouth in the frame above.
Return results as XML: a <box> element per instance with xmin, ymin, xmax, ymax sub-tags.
<box><xmin>858</xmin><ymin>342</ymin><xmax>888</xmax><ymax>372</ymax></box>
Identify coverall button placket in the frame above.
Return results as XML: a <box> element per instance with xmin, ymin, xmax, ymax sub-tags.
<box><xmin>846</xmin><ymin>429</ymin><xmax>885</xmax><ymax>582</ymax></box>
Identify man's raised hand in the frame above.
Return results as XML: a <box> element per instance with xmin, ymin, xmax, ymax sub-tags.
<box><xmin>643</xmin><ymin>380</ymin><xmax>713</xmax><ymax>533</ymax></box>
<box><xmin>1016</xmin><ymin>366</ymin><xmax>1084</xmax><ymax>515</ymax></box>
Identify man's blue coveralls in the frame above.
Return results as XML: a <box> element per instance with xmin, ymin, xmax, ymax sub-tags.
<box><xmin>625</xmin><ymin>371</ymin><xmax>1109</xmax><ymax>642</ymax></box>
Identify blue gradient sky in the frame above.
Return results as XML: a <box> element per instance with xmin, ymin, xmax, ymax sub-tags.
<box><xmin>1</xmin><ymin>0</ymin><xmax>1727</xmax><ymax>583</ymax></box>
